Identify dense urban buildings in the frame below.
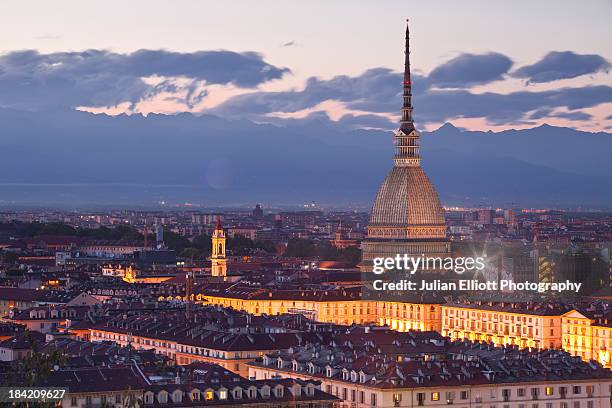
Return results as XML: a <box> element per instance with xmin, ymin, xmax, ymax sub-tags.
<box><xmin>0</xmin><ymin>18</ymin><xmax>611</xmax><ymax>408</ymax></box>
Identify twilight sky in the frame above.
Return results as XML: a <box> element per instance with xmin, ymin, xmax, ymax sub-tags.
<box><xmin>1</xmin><ymin>0</ymin><xmax>611</xmax><ymax>131</ymax></box>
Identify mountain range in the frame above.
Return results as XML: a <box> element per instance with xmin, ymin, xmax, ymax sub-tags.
<box><xmin>0</xmin><ymin>108</ymin><xmax>610</xmax><ymax>209</ymax></box>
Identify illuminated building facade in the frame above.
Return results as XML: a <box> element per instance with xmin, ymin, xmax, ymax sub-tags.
<box><xmin>192</xmin><ymin>287</ymin><xmax>612</xmax><ymax>368</ymax></box>
<box><xmin>360</xmin><ymin>20</ymin><xmax>449</xmax><ymax>272</ymax></box>
<box><xmin>563</xmin><ymin>309</ymin><xmax>612</xmax><ymax>369</ymax></box>
<box><xmin>441</xmin><ymin>302</ymin><xmax>564</xmax><ymax>350</ymax></box>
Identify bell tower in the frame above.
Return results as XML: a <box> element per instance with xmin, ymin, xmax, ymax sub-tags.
<box><xmin>211</xmin><ymin>217</ymin><xmax>227</xmax><ymax>277</ymax></box>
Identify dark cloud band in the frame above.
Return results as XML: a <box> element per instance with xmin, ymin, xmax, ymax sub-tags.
<box><xmin>0</xmin><ymin>49</ymin><xmax>289</xmax><ymax>110</ymax></box>
<box><xmin>512</xmin><ymin>51</ymin><xmax>610</xmax><ymax>83</ymax></box>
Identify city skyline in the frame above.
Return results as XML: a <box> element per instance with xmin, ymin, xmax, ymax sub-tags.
<box><xmin>2</xmin><ymin>6</ymin><xmax>612</xmax><ymax>408</ymax></box>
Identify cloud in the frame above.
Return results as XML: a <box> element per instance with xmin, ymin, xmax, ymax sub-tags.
<box><xmin>513</xmin><ymin>51</ymin><xmax>610</xmax><ymax>83</ymax></box>
<box><xmin>282</xmin><ymin>41</ymin><xmax>297</xmax><ymax>47</ymax></box>
<box><xmin>2</xmin><ymin>46</ymin><xmax>609</xmax><ymax>130</ymax></box>
<box><xmin>426</xmin><ymin>53</ymin><xmax>513</xmax><ymax>88</ymax></box>
<box><xmin>0</xmin><ymin>49</ymin><xmax>288</xmax><ymax>110</ymax></box>
<box><xmin>525</xmin><ymin>108</ymin><xmax>592</xmax><ymax>123</ymax></box>
<box><xmin>212</xmin><ymin>51</ymin><xmax>612</xmax><ymax>127</ymax></box>
<box><xmin>212</xmin><ymin>68</ymin><xmax>420</xmax><ymax>117</ymax></box>
<box><xmin>34</xmin><ymin>34</ymin><xmax>61</xmax><ymax>40</ymax></box>
<box><xmin>337</xmin><ymin>113</ymin><xmax>396</xmax><ymax>129</ymax></box>
<box><xmin>550</xmin><ymin>110</ymin><xmax>592</xmax><ymax>121</ymax></box>
<box><xmin>415</xmin><ymin>86</ymin><xmax>612</xmax><ymax>124</ymax></box>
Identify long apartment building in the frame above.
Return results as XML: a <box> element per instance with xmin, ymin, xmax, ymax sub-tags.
<box><xmin>249</xmin><ymin>333</ymin><xmax>612</xmax><ymax>408</ymax></box>
<box><xmin>166</xmin><ymin>283</ymin><xmax>612</xmax><ymax>368</ymax></box>
<box><xmin>441</xmin><ymin>301</ymin><xmax>568</xmax><ymax>350</ymax></box>
<box><xmin>88</xmin><ymin>307</ymin><xmax>335</xmax><ymax>377</ymax></box>
<box><xmin>193</xmin><ymin>286</ymin><xmax>562</xmax><ymax>347</ymax></box>
<box><xmin>183</xmin><ymin>283</ymin><xmax>442</xmax><ymax>332</ymax></box>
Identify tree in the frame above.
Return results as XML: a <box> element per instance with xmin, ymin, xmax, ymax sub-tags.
<box><xmin>1</xmin><ymin>251</ymin><xmax>19</xmax><ymax>264</ymax></box>
<box><xmin>284</xmin><ymin>238</ymin><xmax>316</xmax><ymax>257</ymax></box>
<box><xmin>179</xmin><ymin>247</ymin><xmax>201</xmax><ymax>260</ymax></box>
<box><xmin>191</xmin><ymin>234</ymin><xmax>212</xmax><ymax>256</ymax></box>
<box><xmin>161</xmin><ymin>230</ymin><xmax>191</xmax><ymax>252</ymax></box>
<box><xmin>337</xmin><ymin>246</ymin><xmax>361</xmax><ymax>266</ymax></box>
<box><xmin>39</xmin><ymin>223</ymin><xmax>76</xmax><ymax>236</ymax></box>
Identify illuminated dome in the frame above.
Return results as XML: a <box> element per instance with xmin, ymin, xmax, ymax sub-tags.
<box><xmin>368</xmin><ymin>166</ymin><xmax>445</xmax><ymax>238</ymax></box>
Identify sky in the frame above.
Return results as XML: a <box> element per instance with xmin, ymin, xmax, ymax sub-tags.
<box><xmin>1</xmin><ymin>0</ymin><xmax>611</xmax><ymax>131</ymax></box>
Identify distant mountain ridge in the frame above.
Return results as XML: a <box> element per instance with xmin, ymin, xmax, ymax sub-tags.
<box><xmin>0</xmin><ymin>108</ymin><xmax>610</xmax><ymax>208</ymax></box>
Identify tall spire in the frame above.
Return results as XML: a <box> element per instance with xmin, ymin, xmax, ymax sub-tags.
<box><xmin>394</xmin><ymin>18</ymin><xmax>420</xmax><ymax>167</ymax></box>
<box><xmin>401</xmin><ymin>19</ymin><xmax>413</xmax><ymax>129</ymax></box>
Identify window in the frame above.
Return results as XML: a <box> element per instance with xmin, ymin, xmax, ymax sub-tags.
<box><xmin>502</xmin><ymin>389</ymin><xmax>510</xmax><ymax>401</ymax></box>
<box><xmin>393</xmin><ymin>393</ymin><xmax>402</xmax><ymax>407</ymax></box>
<box><xmin>360</xmin><ymin>391</ymin><xmax>365</xmax><ymax>403</ymax></box>
<box><xmin>518</xmin><ymin>388</ymin><xmax>526</xmax><ymax>397</ymax></box>
<box><xmin>545</xmin><ymin>387</ymin><xmax>553</xmax><ymax>396</ymax></box>
<box><xmin>71</xmin><ymin>397</ymin><xmax>77</xmax><ymax>407</ymax></box>
<box><xmin>432</xmin><ymin>392</ymin><xmax>440</xmax><ymax>401</ymax></box>
<box><xmin>531</xmin><ymin>388</ymin><xmax>539</xmax><ymax>400</ymax></box>
<box><xmin>573</xmin><ymin>386</ymin><xmax>581</xmax><ymax>394</ymax></box>
<box><xmin>205</xmin><ymin>391</ymin><xmax>214</xmax><ymax>400</ymax></box>
<box><xmin>573</xmin><ymin>402</ymin><xmax>580</xmax><ymax>408</ymax></box>
<box><xmin>370</xmin><ymin>393</ymin><xmax>377</xmax><ymax>406</ymax></box>
<box><xmin>446</xmin><ymin>391</ymin><xmax>455</xmax><ymax>404</ymax></box>
<box><xmin>585</xmin><ymin>385</ymin><xmax>594</xmax><ymax>396</ymax></box>
<box><xmin>85</xmin><ymin>396</ymin><xmax>92</xmax><ymax>406</ymax></box>
<box><xmin>417</xmin><ymin>393</ymin><xmax>425</xmax><ymax>406</ymax></box>
<box><xmin>158</xmin><ymin>392</ymin><xmax>168</xmax><ymax>403</ymax></box>
<box><xmin>461</xmin><ymin>391</ymin><xmax>469</xmax><ymax>400</ymax></box>
<box><xmin>116</xmin><ymin>394</ymin><xmax>122</xmax><ymax>404</ymax></box>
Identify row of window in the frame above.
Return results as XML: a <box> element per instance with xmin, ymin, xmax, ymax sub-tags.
<box><xmin>323</xmin><ymin>384</ymin><xmax>599</xmax><ymax>407</ymax></box>
<box><xmin>444</xmin><ymin>310</ymin><xmax>545</xmax><ymax>324</ymax></box>
<box><xmin>470</xmin><ymin>402</ymin><xmax>594</xmax><ymax>408</ymax></box>
<box><xmin>91</xmin><ymin>331</ymin><xmax>245</xmax><ymax>359</ymax></box>
<box><xmin>145</xmin><ymin>385</ymin><xmax>299</xmax><ymax>404</ymax></box>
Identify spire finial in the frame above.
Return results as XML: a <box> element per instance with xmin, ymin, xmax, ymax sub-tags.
<box><xmin>402</xmin><ymin>18</ymin><xmax>413</xmax><ymax>126</ymax></box>
<box><xmin>216</xmin><ymin>215</ymin><xmax>222</xmax><ymax>230</ymax></box>
<box><xmin>394</xmin><ymin>19</ymin><xmax>420</xmax><ymax>167</ymax></box>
